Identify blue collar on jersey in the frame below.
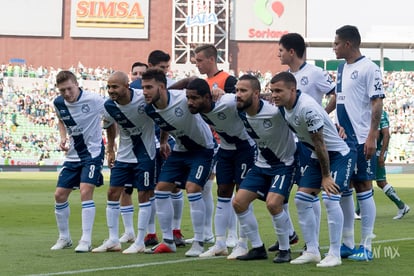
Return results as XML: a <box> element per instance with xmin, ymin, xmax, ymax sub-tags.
<box><xmin>77</xmin><ymin>88</ymin><xmax>83</xmax><ymax>101</ymax></box>
<box><xmin>291</xmin><ymin>90</ymin><xmax>302</xmax><ymax>109</ymax></box>
<box><xmin>288</xmin><ymin>62</ymin><xmax>306</xmax><ymax>73</ymax></box>
<box><xmin>350</xmin><ymin>55</ymin><xmax>365</xmax><ymax>64</ymax></box>
<box><xmin>129</xmin><ymin>88</ymin><xmax>134</xmax><ymax>102</ymax></box>
<box><xmin>257</xmin><ymin>99</ymin><xmax>264</xmax><ymax>113</ymax></box>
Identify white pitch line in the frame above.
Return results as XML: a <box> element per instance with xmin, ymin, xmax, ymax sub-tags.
<box><xmin>26</xmin><ymin>237</ymin><xmax>414</xmax><ymax>276</ymax></box>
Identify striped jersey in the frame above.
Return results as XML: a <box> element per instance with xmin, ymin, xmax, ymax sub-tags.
<box><xmin>104</xmin><ymin>88</ymin><xmax>156</xmax><ymax>163</ymax></box>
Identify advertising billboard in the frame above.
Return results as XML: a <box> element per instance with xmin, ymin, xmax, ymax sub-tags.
<box><xmin>230</xmin><ymin>0</ymin><xmax>306</xmax><ymax>41</ymax></box>
<box><xmin>70</xmin><ymin>0</ymin><xmax>149</xmax><ymax>38</ymax></box>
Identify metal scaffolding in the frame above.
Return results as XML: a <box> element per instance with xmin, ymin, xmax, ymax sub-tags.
<box><xmin>171</xmin><ymin>0</ymin><xmax>229</xmax><ymax>73</ymax></box>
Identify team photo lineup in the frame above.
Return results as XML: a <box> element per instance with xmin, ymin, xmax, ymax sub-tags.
<box><xmin>43</xmin><ymin>24</ymin><xmax>410</xmax><ymax>270</ymax></box>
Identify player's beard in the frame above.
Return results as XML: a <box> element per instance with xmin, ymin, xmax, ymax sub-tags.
<box><xmin>237</xmin><ymin>96</ymin><xmax>252</xmax><ymax>111</ymax></box>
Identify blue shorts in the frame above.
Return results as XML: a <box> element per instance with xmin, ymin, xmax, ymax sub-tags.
<box><xmin>294</xmin><ymin>141</ymin><xmax>312</xmax><ymax>185</ymax></box>
<box><xmin>158</xmin><ymin>148</ymin><xmax>214</xmax><ymax>189</ymax></box>
<box><xmin>57</xmin><ymin>157</ymin><xmax>104</xmax><ymax>189</ymax></box>
<box><xmin>239</xmin><ymin>163</ymin><xmax>296</xmax><ymax>201</ymax></box>
<box><xmin>215</xmin><ymin>143</ymin><xmax>256</xmax><ymax>185</ymax></box>
<box><xmin>351</xmin><ymin>143</ymin><xmax>376</xmax><ymax>181</ymax></box>
<box><xmin>110</xmin><ymin>160</ymin><xmax>155</xmax><ymax>191</ymax></box>
<box><xmin>155</xmin><ymin>138</ymin><xmax>176</xmax><ymax>182</ymax></box>
<box><xmin>299</xmin><ymin>150</ymin><xmax>355</xmax><ymax>192</ymax></box>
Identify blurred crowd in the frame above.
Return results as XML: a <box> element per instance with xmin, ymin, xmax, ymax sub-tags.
<box><xmin>0</xmin><ymin>63</ymin><xmax>413</xmax><ymax>164</ymax></box>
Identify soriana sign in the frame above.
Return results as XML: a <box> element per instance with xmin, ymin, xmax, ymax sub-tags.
<box><xmin>70</xmin><ymin>0</ymin><xmax>149</xmax><ymax>38</ymax></box>
<box><xmin>230</xmin><ymin>0</ymin><xmax>306</xmax><ymax>41</ymax></box>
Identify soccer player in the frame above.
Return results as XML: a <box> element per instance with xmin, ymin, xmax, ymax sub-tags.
<box><xmin>91</xmin><ymin>71</ymin><xmax>156</xmax><ymax>254</ymax></box>
<box><xmin>184</xmin><ymin>78</ymin><xmax>256</xmax><ymax>259</ymax></box>
<box><xmin>129</xmin><ymin>61</ymin><xmax>148</xmax><ymax>89</ymax></box>
<box><xmin>271</xmin><ymin>33</ymin><xmax>339</xmax><ymax>253</ymax></box>
<box><xmin>333</xmin><ymin>25</ymin><xmax>385</xmax><ymax>261</ymax></box>
<box><xmin>232</xmin><ymin>74</ymin><xmax>296</xmax><ymax>263</ymax></box>
<box><xmin>119</xmin><ymin>52</ymin><xmax>184</xmax><ymax>247</ymax></box>
<box><xmin>50</xmin><ymin>70</ymin><xmax>105</xmax><ymax>252</ymax></box>
<box><xmin>355</xmin><ymin>110</ymin><xmax>410</xmax><ymax>219</ymax></box>
<box><xmin>190</xmin><ymin>44</ymin><xmax>239</xmax><ymax>246</ymax></box>
<box><xmin>142</xmin><ymin>68</ymin><xmax>215</xmax><ymax>256</ymax></box>
<box><xmin>271</xmin><ymin>71</ymin><xmax>355</xmax><ymax>267</ymax></box>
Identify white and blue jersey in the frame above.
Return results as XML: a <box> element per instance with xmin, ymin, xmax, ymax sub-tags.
<box><xmin>239</xmin><ymin>100</ymin><xmax>296</xmax><ymax>168</ymax></box>
<box><xmin>145</xmin><ymin>89</ymin><xmax>215</xmax><ymax>152</ymax></box>
<box><xmin>103</xmin><ymin>88</ymin><xmax>156</xmax><ymax>163</ymax></box>
<box><xmin>54</xmin><ymin>89</ymin><xmax>105</xmax><ymax>162</ymax></box>
<box><xmin>201</xmin><ymin>94</ymin><xmax>255</xmax><ymax>150</ymax></box>
<box><xmin>279</xmin><ymin>91</ymin><xmax>349</xmax><ymax>158</ymax></box>
<box><xmin>335</xmin><ymin>56</ymin><xmax>385</xmax><ymax>146</ymax></box>
<box><xmin>290</xmin><ymin>62</ymin><xmax>335</xmax><ymax>105</ymax></box>
<box><xmin>279</xmin><ymin>91</ymin><xmax>354</xmax><ymax>191</ymax></box>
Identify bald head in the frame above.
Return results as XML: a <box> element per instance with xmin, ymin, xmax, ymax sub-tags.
<box><xmin>108</xmin><ymin>71</ymin><xmax>130</xmax><ymax>85</ymax></box>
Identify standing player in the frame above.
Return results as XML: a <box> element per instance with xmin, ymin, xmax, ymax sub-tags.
<box><xmin>184</xmin><ymin>78</ymin><xmax>256</xmax><ymax>259</ymax></box>
<box><xmin>91</xmin><ymin>71</ymin><xmax>156</xmax><ymax>254</ymax></box>
<box><xmin>269</xmin><ymin>33</ymin><xmax>337</xmax><ymax>253</ymax></box>
<box><xmin>193</xmin><ymin>43</ymin><xmax>239</xmax><ymax>246</ymax></box>
<box><xmin>355</xmin><ymin>110</ymin><xmax>410</xmax><ymax>219</ymax></box>
<box><xmin>129</xmin><ymin>61</ymin><xmax>148</xmax><ymax>89</ymax></box>
<box><xmin>233</xmin><ymin>74</ymin><xmax>296</xmax><ymax>263</ymax></box>
<box><xmin>271</xmin><ymin>71</ymin><xmax>354</xmax><ymax>267</ymax></box>
<box><xmin>50</xmin><ymin>70</ymin><xmax>105</xmax><ymax>253</ymax></box>
<box><xmin>333</xmin><ymin>25</ymin><xmax>385</xmax><ymax>261</ymax></box>
<box><xmin>142</xmin><ymin>68</ymin><xmax>215</xmax><ymax>257</ymax></box>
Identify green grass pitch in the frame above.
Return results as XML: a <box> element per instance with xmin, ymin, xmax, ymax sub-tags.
<box><xmin>0</xmin><ymin>172</ymin><xmax>413</xmax><ymax>275</ymax></box>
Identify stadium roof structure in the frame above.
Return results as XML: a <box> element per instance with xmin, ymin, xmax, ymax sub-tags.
<box><xmin>306</xmin><ymin>39</ymin><xmax>414</xmax><ymax>50</ymax></box>
<box><xmin>305</xmin><ymin>39</ymin><xmax>414</xmax><ymax>70</ymax></box>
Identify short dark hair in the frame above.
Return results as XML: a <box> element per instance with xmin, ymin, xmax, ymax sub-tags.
<box><xmin>131</xmin><ymin>61</ymin><xmax>148</xmax><ymax>72</ymax></box>
<box><xmin>147</xmin><ymin>50</ymin><xmax>171</xmax><ymax>66</ymax></box>
<box><xmin>194</xmin><ymin>44</ymin><xmax>218</xmax><ymax>59</ymax></box>
<box><xmin>186</xmin><ymin>78</ymin><xmax>211</xmax><ymax>97</ymax></box>
<box><xmin>141</xmin><ymin>68</ymin><xmax>167</xmax><ymax>86</ymax></box>
<box><xmin>336</xmin><ymin>25</ymin><xmax>361</xmax><ymax>47</ymax></box>
<box><xmin>279</xmin><ymin>33</ymin><xmax>306</xmax><ymax>58</ymax></box>
<box><xmin>270</xmin><ymin>71</ymin><xmax>297</xmax><ymax>87</ymax></box>
<box><xmin>239</xmin><ymin>74</ymin><xmax>261</xmax><ymax>92</ymax></box>
<box><xmin>56</xmin><ymin>70</ymin><xmax>77</xmax><ymax>85</ymax></box>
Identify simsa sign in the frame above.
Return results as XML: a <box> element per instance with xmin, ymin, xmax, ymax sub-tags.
<box><xmin>230</xmin><ymin>0</ymin><xmax>306</xmax><ymax>41</ymax></box>
<box><xmin>70</xmin><ymin>0</ymin><xmax>149</xmax><ymax>38</ymax></box>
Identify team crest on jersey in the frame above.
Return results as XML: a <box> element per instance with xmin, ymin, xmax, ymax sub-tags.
<box><xmin>81</xmin><ymin>104</ymin><xmax>90</xmax><ymax>113</ymax></box>
<box><xmin>263</xmin><ymin>119</ymin><xmax>272</xmax><ymax>128</ymax></box>
<box><xmin>217</xmin><ymin>112</ymin><xmax>226</xmax><ymax>120</ymax></box>
<box><xmin>300</xmin><ymin>76</ymin><xmax>309</xmax><ymax>86</ymax></box>
<box><xmin>294</xmin><ymin>115</ymin><xmax>300</xmax><ymax>125</ymax></box>
<box><xmin>351</xmin><ymin>70</ymin><xmax>358</xmax><ymax>80</ymax></box>
<box><xmin>138</xmin><ymin>104</ymin><xmax>145</xmax><ymax>114</ymax></box>
<box><xmin>175</xmin><ymin>107</ymin><xmax>184</xmax><ymax>117</ymax></box>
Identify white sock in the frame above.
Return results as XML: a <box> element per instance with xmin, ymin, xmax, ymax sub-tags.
<box><xmin>357</xmin><ymin>190</ymin><xmax>376</xmax><ymax>251</ymax></box>
<box><xmin>80</xmin><ymin>200</ymin><xmax>95</xmax><ymax>243</ymax></box>
<box><xmin>272</xmin><ymin>211</ymin><xmax>290</xmax><ymax>251</ymax></box>
<box><xmin>55</xmin><ymin>201</ymin><xmax>70</xmax><ymax>240</ymax></box>
<box><xmin>322</xmin><ymin>193</ymin><xmax>343</xmax><ymax>258</ymax></box>
<box><xmin>120</xmin><ymin>205</ymin><xmax>134</xmax><ymax>236</ymax></box>
<box><xmin>135</xmin><ymin>202</ymin><xmax>151</xmax><ymax>246</ymax></box>
<box><xmin>171</xmin><ymin>190</ymin><xmax>184</xmax><ymax>230</ymax></box>
<box><xmin>313</xmin><ymin>195</ymin><xmax>321</xmax><ymax>243</ymax></box>
<box><xmin>237</xmin><ymin>207</ymin><xmax>262</xmax><ymax>248</ymax></box>
<box><xmin>188</xmin><ymin>192</ymin><xmax>205</xmax><ymax>242</ymax></box>
<box><xmin>202</xmin><ymin>179</ymin><xmax>214</xmax><ymax>239</ymax></box>
<box><xmin>155</xmin><ymin>191</ymin><xmax>173</xmax><ymax>241</ymax></box>
<box><xmin>147</xmin><ymin>196</ymin><xmax>156</xmax><ymax>234</ymax></box>
<box><xmin>340</xmin><ymin>189</ymin><xmax>355</xmax><ymax>249</ymax></box>
<box><xmin>227</xmin><ymin>196</ymin><xmax>238</xmax><ymax>239</ymax></box>
<box><xmin>106</xmin><ymin>201</ymin><xmax>120</xmax><ymax>241</ymax></box>
<box><xmin>295</xmin><ymin>191</ymin><xmax>318</xmax><ymax>254</ymax></box>
<box><xmin>283</xmin><ymin>203</ymin><xmax>295</xmax><ymax>236</ymax></box>
<box><xmin>215</xmin><ymin>197</ymin><xmax>232</xmax><ymax>238</ymax></box>
<box><xmin>237</xmin><ymin>203</ymin><xmax>252</xmax><ymax>248</ymax></box>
